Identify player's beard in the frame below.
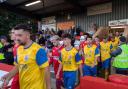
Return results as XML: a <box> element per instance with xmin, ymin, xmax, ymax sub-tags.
<box><xmin>17</xmin><ymin>39</ymin><xmax>25</xmax><ymax>45</ymax></box>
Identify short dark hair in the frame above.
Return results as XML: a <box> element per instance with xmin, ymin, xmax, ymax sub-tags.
<box><xmin>119</xmin><ymin>36</ymin><xmax>126</xmax><ymax>42</ymax></box>
<box><xmin>95</xmin><ymin>36</ymin><xmax>99</xmax><ymax>38</ymax></box>
<box><xmin>0</xmin><ymin>35</ymin><xmax>8</xmax><ymax>41</ymax></box>
<box><xmin>111</xmin><ymin>36</ymin><xmax>115</xmax><ymax>39</ymax></box>
<box><xmin>13</xmin><ymin>24</ymin><xmax>32</xmax><ymax>33</ymax></box>
<box><xmin>63</xmin><ymin>34</ymin><xmax>72</xmax><ymax>39</ymax></box>
<box><xmin>103</xmin><ymin>36</ymin><xmax>108</xmax><ymax>39</ymax></box>
<box><xmin>87</xmin><ymin>35</ymin><xmax>92</xmax><ymax>39</ymax></box>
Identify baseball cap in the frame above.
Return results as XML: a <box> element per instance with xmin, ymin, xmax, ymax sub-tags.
<box><xmin>119</xmin><ymin>36</ymin><xmax>126</xmax><ymax>42</ymax></box>
<box><xmin>50</xmin><ymin>35</ymin><xmax>60</xmax><ymax>41</ymax></box>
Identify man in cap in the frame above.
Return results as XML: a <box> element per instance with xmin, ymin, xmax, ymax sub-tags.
<box><xmin>49</xmin><ymin>35</ymin><xmax>64</xmax><ymax>89</ymax></box>
<box><xmin>111</xmin><ymin>36</ymin><xmax>128</xmax><ymax>75</ymax></box>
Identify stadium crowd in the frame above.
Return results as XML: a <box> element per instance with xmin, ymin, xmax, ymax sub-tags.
<box><xmin>0</xmin><ymin>24</ymin><xmax>128</xmax><ymax>89</ymax></box>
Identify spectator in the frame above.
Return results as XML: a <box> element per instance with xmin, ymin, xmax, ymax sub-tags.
<box><xmin>0</xmin><ymin>36</ymin><xmax>14</xmax><ymax>65</ymax></box>
<box><xmin>0</xmin><ymin>42</ymin><xmax>5</xmax><ymax>63</ymax></box>
<box><xmin>111</xmin><ymin>36</ymin><xmax>128</xmax><ymax>75</ymax></box>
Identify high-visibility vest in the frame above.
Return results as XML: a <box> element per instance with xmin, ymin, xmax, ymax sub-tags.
<box><xmin>0</xmin><ymin>43</ymin><xmax>5</xmax><ymax>60</ymax></box>
<box><xmin>113</xmin><ymin>44</ymin><xmax>128</xmax><ymax>68</ymax></box>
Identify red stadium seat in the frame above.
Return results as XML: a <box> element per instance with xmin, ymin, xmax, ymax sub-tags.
<box><xmin>0</xmin><ymin>63</ymin><xmax>13</xmax><ymax>71</ymax></box>
<box><xmin>77</xmin><ymin>76</ymin><xmax>128</xmax><ymax>89</ymax></box>
<box><xmin>75</xmin><ymin>86</ymin><xmax>80</xmax><ymax>89</ymax></box>
<box><xmin>0</xmin><ymin>63</ymin><xmax>14</xmax><ymax>89</ymax></box>
<box><xmin>109</xmin><ymin>74</ymin><xmax>128</xmax><ymax>86</ymax></box>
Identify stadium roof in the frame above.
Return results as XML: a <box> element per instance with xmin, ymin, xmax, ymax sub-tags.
<box><xmin>0</xmin><ymin>0</ymin><xmax>111</xmax><ymax>19</ymax></box>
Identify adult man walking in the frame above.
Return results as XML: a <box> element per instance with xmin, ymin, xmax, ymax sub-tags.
<box><xmin>1</xmin><ymin>24</ymin><xmax>51</xmax><ymax>89</ymax></box>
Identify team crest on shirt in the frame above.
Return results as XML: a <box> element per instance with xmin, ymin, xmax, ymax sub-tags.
<box><xmin>20</xmin><ymin>64</ymin><xmax>28</xmax><ymax>70</ymax></box>
<box><xmin>68</xmin><ymin>55</ymin><xmax>72</xmax><ymax>60</ymax></box>
<box><xmin>24</xmin><ymin>55</ymin><xmax>29</xmax><ymax>61</ymax></box>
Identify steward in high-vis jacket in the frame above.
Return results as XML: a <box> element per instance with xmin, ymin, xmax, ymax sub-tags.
<box><xmin>111</xmin><ymin>36</ymin><xmax>128</xmax><ymax>75</ymax></box>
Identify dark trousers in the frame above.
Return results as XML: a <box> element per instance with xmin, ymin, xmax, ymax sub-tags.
<box><xmin>116</xmin><ymin>68</ymin><xmax>128</xmax><ymax>75</ymax></box>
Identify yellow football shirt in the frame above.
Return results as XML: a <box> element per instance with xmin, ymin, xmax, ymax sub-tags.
<box><xmin>83</xmin><ymin>45</ymin><xmax>100</xmax><ymax>66</ymax></box>
<box><xmin>59</xmin><ymin>47</ymin><xmax>82</xmax><ymax>71</ymax></box>
<box><xmin>100</xmin><ymin>41</ymin><xmax>112</xmax><ymax>62</ymax></box>
<box><xmin>115</xmin><ymin>37</ymin><xmax>119</xmax><ymax>44</ymax></box>
<box><xmin>110</xmin><ymin>41</ymin><xmax>119</xmax><ymax>52</ymax></box>
<box><xmin>15</xmin><ymin>42</ymin><xmax>49</xmax><ymax>89</ymax></box>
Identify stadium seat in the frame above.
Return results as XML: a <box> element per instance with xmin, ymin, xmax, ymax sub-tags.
<box><xmin>76</xmin><ymin>76</ymin><xmax>128</xmax><ymax>89</ymax></box>
<box><xmin>0</xmin><ymin>63</ymin><xmax>13</xmax><ymax>71</ymax></box>
<box><xmin>109</xmin><ymin>74</ymin><xmax>128</xmax><ymax>85</ymax></box>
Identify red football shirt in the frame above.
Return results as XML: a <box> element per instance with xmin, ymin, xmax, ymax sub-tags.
<box><xmin>80</xmin><ymin>41</ymin><xmax>87</xmax><ymax>49</ymax></box>
<box><xmin>50</xmin><ymin>46</ymin><xmax>64</xmax><ymax>79</ymax></box>
<box><xmin>13</xmin><ymin>44</ymin><xmax>19</xmax><ymax>57</ymax></box>
<box><xmin>80</xmin><ymin>41</ymin><xmax>87</xmax><ymax>64</ymax></box>
<box><xmin>11</xmin><ymin>44</ymin><xmax>19</xmax><ymax>89</ymax></box>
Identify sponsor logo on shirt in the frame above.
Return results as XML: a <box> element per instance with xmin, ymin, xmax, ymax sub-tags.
<box><xmin>25</xmin><ymin>55</ymin><xmax>29</xmax><ymax>61</ymax></box>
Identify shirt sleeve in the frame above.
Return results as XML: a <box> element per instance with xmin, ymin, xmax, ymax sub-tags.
<box><xmin>111</xmin><ymin>47</ymin><xmax>122</xmax><ymax>57</ymax></box>
<box><xmin>58</xmin><ymin>53</ymin><xmax>62</xmax><ymax>64</ymax></box>
<box><xmin>14</xmin><ymin>55</ymin><xmax>18</xmax><ymax>65</ymax></box>
<box><xmin>96</xmin><ymin>44</ymin><xmax>100</xmax><ymax>49</ymax></box>
<box><xmin>75</xmin><ymin>53</ymin><xmax>82</xmax><ymax>64</ymax></box>
<box><xmin>13</xmin><ymin>47</ymin><xmax>18</xmax><ymax>65</ymax></box>
<box><xmin>36</xmin><ymin>48</ymin><xmax>49</xmax><ymax>68</ymax></box>
<box><xmin>95</xmin><ymin>47</ymin><xmax>100</xmax><ymax>57</ymax></box>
